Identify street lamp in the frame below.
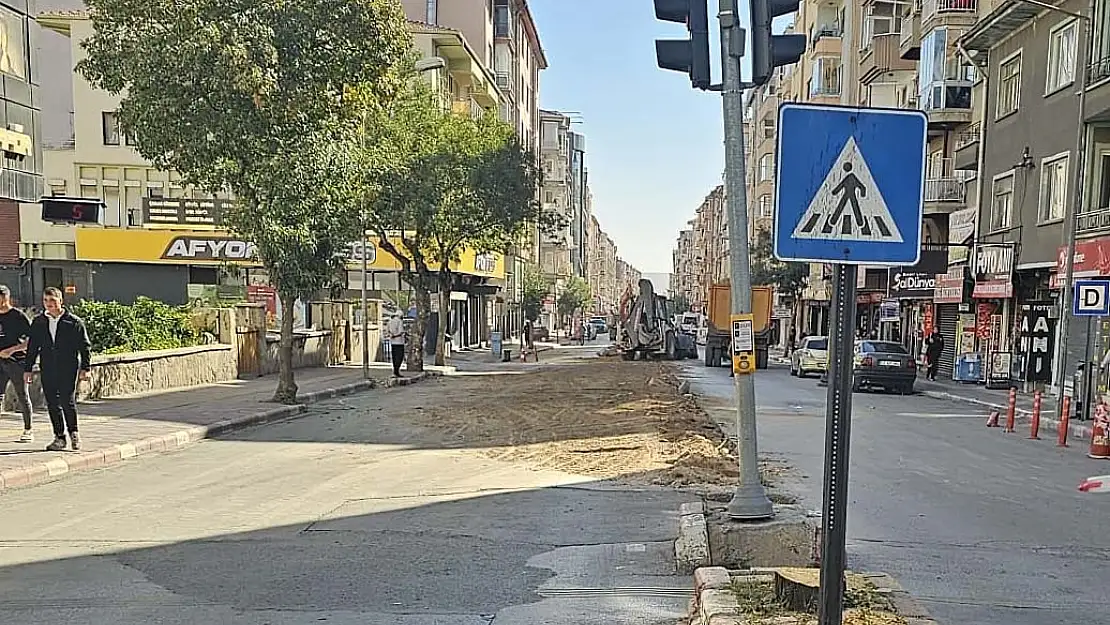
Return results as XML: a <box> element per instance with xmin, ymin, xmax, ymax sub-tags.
<box><xmin>360</xmin><ymin>55</ymin><xmax>450</xmax><ymax>380</ymax></box>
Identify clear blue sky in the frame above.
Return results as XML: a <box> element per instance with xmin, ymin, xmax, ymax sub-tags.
<box><xmin>529</xmin><ymin>1</ymin><xmax>790</xmax><ymax>275</ymax></box>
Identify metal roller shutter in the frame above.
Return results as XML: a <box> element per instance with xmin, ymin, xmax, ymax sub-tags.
<box><xmin>936</xmin><ymin>304</ymin><xmax>959</xmax><ymax>379</ymax></box>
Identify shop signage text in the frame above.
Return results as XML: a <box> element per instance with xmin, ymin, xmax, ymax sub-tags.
<box><xmin>1019</xmin><ymin>304</ymin><xmax>1055</xmax><ymax>383</ymax></box>
<box><xmin>933</xmin><ymin>267</ymin><xmax>964</xmax><ymax>304</ymax></box>
<box><xmin>143</xmin><ymin>198</ymin><xmax>232</xmax><ymax>227</ymax></box>
<box><xmin>163</xmin><ymin>237</ymin><xmax>257</xmax><ymax>260</ymax></box>
<box><xmin>973</xmin><ymin>244</ymin><xmax>1015</xmax><ymax>299</ymax></box>
<box><xmin>889</xmin><ymin>246</ymin><xmax>947</xmax><ymax>299</ymax></box>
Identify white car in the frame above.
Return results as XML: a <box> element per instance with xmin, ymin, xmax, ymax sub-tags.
<box><xmin>790</xmin><ymin>336</ymin><xmax>829</xmax><ymax>377</ymax></box>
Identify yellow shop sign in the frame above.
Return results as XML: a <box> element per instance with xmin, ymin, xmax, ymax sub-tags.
<box><xmin>74</xmin><ymin>228</ymin><xmax>506</xmax><ymax>279</ymax></box>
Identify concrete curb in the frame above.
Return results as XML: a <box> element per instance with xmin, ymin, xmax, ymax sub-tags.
<box><xmin>920</xmin><ymin>389</ymin><xmax>1095</xmax><ymax>441</ymax></box>
<box><xmin>675</xmin><ymin>500</ymin><xmax>711</xmax><ymax>574</ymax></box>
<box><xmin>687</xmin><ymin>566</ymin><xmax>937</xmax><ymax>625</ymax></box>
<box><xmin>0</xmin><ymin>371</ymin><xmax>437</xmax><ymax>493</ymax></box>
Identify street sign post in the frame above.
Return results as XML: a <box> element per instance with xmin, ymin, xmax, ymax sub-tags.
<box><xmin>1073</xmin><ymin>279</ymin><xmax>1110</xmax><ymax>316</ymax></box>
<box><xmin>774</xmin><ymin>103</ymin><xmax>926</xmax><ymax>625</ymax></box>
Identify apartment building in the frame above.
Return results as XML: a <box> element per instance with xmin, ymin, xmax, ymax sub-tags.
<box><xmin>402</xmin><ymin>0</ymin><xmax>547</xmax><ymax>341</ymax></box>
<box><xmin>538</xmin><ymin>109</ymin><xmax>573</xmax><ymax>290</ymax></box>
<box><xmin>671</xmin><ymin>229</ymin><xmax>698</xmax><ymax>307</ymax></box>
<box><xmin>22</xmin><ymin>12</ymin><xmax>507</xmax><ymax>348</ymax></box>
<box><xmin>746</xmin><ymin>79</ymin><xmax>780</xmax><ymax>238</ymax></box>
<box><xmin>0</xmin><ymin>2</ymin><xmax>46</xmax><ymax>298</ymax></box>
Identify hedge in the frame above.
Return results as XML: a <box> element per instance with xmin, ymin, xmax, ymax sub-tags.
<box><xmin>71</xmin><ymin>297</ymin><xmax>201</xmax><ymax>355</ymax></box>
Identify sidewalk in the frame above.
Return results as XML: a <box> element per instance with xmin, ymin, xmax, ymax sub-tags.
<box><xmin>0</xmin><ymin>364</ymin><xmax>436</xmax><ymax>492</ymax></box>
<box><xmin>916</xmin><ymin>377</ymin><xmax>1095</xmax><ymax>441</ymax></box>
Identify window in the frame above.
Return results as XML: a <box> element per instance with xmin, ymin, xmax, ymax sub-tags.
<box><xmin>759</xmin><ymin>154</ymin><xmax>774</xmax><ymax>181</ymax></box>
<box><xmin>762</xmin><ymin>119</ymin><xmax>775</xmax><ymax>139</ymax></box>
<box><xmin>0</xmin><ymin>7</ymin><xmax>27</xmax><ymax>79</ymax></box>
<box><xmin>42</xmin><ymin>267</ymin><xmax>63</xmax><ymax>291</ymax></box>
<box><xmin>426</xmin><ymin>0</ymin><xmax>437</xmax><ymax>24</ymax></box>
<box><xmin>102</xmin><ymin>111</ymin><xmax>120</xmax><ymax>145</ymax></box>
<box><xmin>759</xmin><ymin>194</ymin><xmax>773</xmax><ymax>217</ymax></box>
<box><xmin>1039</xmin><ymin>153</ymin><xmax>1069</xmax><ymax>222</ymax></box>
<box><xmin>1047</xmin><ymin>21</ymin><xmax>1078</xmax><ymax>93</ymax></box>
<box><xmin>996</xmin><ymin>52</ymin><xmax>1022</xmax><ymax>118</ymax></box>
<box><xmin>991</xmin><ymin>173</ymin><xmax>1015</xmax><ymax>231</ymax></box>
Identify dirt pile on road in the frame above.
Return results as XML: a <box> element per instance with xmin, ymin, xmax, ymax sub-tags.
<box><xmin>409</xmin><ymin>360</ymin><xmax>740</xmax><ymax>489</ymax></box>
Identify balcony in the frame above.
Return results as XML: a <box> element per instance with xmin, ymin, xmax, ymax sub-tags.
<box><xmin>809</xmin><ymin>75</ymin><xmax>842</xmax><ymax>99</ymax></box>
<box><xmin>451</xmin><ymin>98</ymin><xmax>484</xmax><ymax>120</ymax></box>
<box><xmin>922</xmin><ymin>80</ymin><xmax>973</xmax><ymax>128</ymax></box>
<box><xmin>924</xmin><ymin>158</ymin><xmax>968</xmax><ymax>212</ymax></box>
<box><xmin>953</xmin><ymin>122</ymin><xmax>980</xmax><ymax>171</ymax></box>
<box><xmin>899</xmin><ymin>0</ymin><xmax>922</xmax><ymax>60</ymax></box>
<box><xmin>922</xmin><ymin>0</ymin><xmax>978</xmax><ymax>29</ymax></box>
<box><xmin>493</xmin><ymin>5</ymin><xmax>511</xmax><ymax>40</ymax></box>
<box><xmin>1078</xmin><ymin>207</ymin><xmax>1110</xmax><ymax>234</ymax></box>
<box><xmin>860</xmin><ymin>34</ymin><xmax>917</xmax><ymax>85</ymax></box>
<box><xmin>495</xmin><ymin>71</ymin><xmax>515</xmax><ymax>97</ymax></box>
<box><xmin>809</xmin><ymin>23</ymin><xmax>842</xmax><ymax>57</ymax></box>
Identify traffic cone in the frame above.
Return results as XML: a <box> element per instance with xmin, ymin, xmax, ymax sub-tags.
<box><xmin>1089</xmin><ymin>419</ymin><xmax>1110</xmax><ymax>459</ymax></box>
<box><xmin>985</xmin><ymin>409</ymin><xmax>1000</xmax><ymax>428</ymax></box>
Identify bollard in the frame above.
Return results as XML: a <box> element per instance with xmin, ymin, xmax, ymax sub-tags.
<box><xmin>1058</xmin><ymin>395</ymin><xmax>1072</xmax><ymax>447</ymax></box>
<box><xmin>1028</xmin><ymin>390</ymin><xmax>1042</xmax><ymax>440</ymax></box>
<box><xmin>1005</xmin><ymin>387</ymin><xmax>1017</xmax><ymax>433</ymax></box>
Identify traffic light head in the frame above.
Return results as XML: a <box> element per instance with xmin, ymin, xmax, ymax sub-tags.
<box><xmin>654</xmin><ymin>0</ymin><xmax>711</xmax><ymax>90</ymax></box>
<box><xmin>749</xmin><ymin>0</ymin><xmax>806</xmax><ymax>87</ymax></box>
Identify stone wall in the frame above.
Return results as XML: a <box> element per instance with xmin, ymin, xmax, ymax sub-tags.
<box><xmin>260</xmin><ymin>330</ymin><xmax>333</xmax><ymax>376</ymax></box>
<box><xmin>2</xmin><ymin>344</ymin><xmax>237</xmax><ymax>411</ymax></box>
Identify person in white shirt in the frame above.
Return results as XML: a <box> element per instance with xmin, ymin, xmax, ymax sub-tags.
<box><xmin>386</xmin><ymin>311</ymin><xmax>406</xmax><ymax>377</ymax></box>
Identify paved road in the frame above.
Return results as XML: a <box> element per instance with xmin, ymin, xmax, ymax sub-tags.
<box><xmin>680</xmin><ymin>361</ymin><xmax>1110</xmax><ymax>625</ymax></box>
<box><xmin>0</xmin><ymin>379</ymin><xmax>693</xmax><ymax>625</ymax></box>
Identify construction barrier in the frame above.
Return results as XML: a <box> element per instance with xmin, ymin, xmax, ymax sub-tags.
<box><xmin>1005</xmin><ymin>387</ymin><xmax>1017</xmax><ymax>433</ymax></box>
<box><xmin>1028</xmin><ymin>390</ymin><xmax>1042</xmax><ymax>440</ymax></box>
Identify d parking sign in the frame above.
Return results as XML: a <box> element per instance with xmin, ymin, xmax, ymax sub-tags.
<box><xmin>1073</xmin><ymin>280</ymin><xmax>1110</xmax><ymax>317</ymax></box>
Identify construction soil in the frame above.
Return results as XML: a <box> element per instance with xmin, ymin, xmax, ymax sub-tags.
<box><xmin>408</xmin><ymin>358</ymin><xmax>786</xmax><ymax>491</ymax></box>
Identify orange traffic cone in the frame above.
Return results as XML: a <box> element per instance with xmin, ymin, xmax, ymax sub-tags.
<box><xmin>1089</xmin><ymin>403</ymin><xmax>1110</xmax><ymax>460</ymax></box>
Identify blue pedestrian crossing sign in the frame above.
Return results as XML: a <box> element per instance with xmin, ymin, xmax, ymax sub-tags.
<box><xmin>1073</xmin><ymin>279</ymin><xmax>1110</xmax><ymax>316</ymax></box>
<box><xmin>773</xmin><ymin>103</ymin><xmax>927</xmax><ymax>266</ymax></box>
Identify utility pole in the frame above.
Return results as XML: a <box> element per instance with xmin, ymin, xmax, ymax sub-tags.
<box><xmin>719</xmin><ymin>4</ymin><xmax>774</xmax><ymax>521</ymax></box>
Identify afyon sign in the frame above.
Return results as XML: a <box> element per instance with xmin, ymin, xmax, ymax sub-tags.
<box><xmin>162</xmin><ymin>237</ymin><xmax>257</xmax><ymax>260</ymax></box>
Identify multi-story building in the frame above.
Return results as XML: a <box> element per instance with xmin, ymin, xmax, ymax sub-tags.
<box><xmin>402</xmin><ymin>0</ymin><xmax>547</xmax><ymax>341</ymax></box>
<box><xmin>0</xmin><ymin>4</ymin><xmax>46</xmax><ymax>300</ymax></box>
<box><xmin>692</xmin><ymin>185</ymin><xmax>729</xmax><ymax>307</ymax></box>
<box><xmin>23</xmin><ymin>12</ymin><xmax>507</xmax><ymax>347</ymax></box>
<box><xmin>671</xmin><ymin>229</ymin><xmax>698</xmax><ymax>307</ymax></box>
<box><xmin>746</xmin><ymin>76</ymin><xmax>781</xmax><ymax>238</ymax></box>
<box><xmin>538</xmin><ymin>109</ymin><xmax>573</xmax><ymax>290</ymax></box>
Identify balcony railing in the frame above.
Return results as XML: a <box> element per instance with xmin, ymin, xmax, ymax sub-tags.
<box><xmin>923</xmin><ymin>0</ymin><xmax>977</xmax><ymax>18</ymax></box>
<box><xmin>955</xmin><ymin>122</ymin><xmax>981</xmax><ymax>150</ymax></box>
<box><xmin>495</xmin><ymin>71</ymin><xmax>514</xmax><ymax>95</ymax></box>
<box><xmin>1078</xmin><ymin>207</ymin><xmax>1110</xmax><ymax>234</ymax></box>
<box><xmin>922</xmin><ymin>81</ymin><xmax>973</xmax><ymax>111</ymax></box>
<box><xmin>810</xmin><ymin>78</ymin><xmax>842</xmax><ymax>97</ymax></box>
<box><xmin>811</xmin><ymin>23</ymin><xmax>842</xmax><ymax>43</ymax></box>
<box><xmin>924</xmin><ymin>179</ymin><xmax>967</xmax><ymax>203</ymax></box>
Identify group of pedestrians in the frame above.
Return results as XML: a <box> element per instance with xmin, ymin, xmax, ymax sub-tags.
<box><xmin>0</xmin><ymin>285</ymin><xmax>92</xmax><ymax>451</ymax></box>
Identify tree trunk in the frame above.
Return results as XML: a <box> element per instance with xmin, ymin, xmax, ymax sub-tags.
<box><xmin>407</xmin><ymin>282</ymin><xmax>430</xmax><ymax>373</ymax></box>
<box><xmin>435</xmin><ymin>273</ymin><xmax>452</xmax><ymax>367</ymax></box>
<box><xmin>272</xmin><ymin>292</ymin><xmax>298</xmax><ymax>404</ymax></box>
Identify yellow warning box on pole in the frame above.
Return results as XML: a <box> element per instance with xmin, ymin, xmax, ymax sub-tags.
<box><xmin>731</xmin><ymin>313</ymin><xmax>756</xmax><ymax>375</ymax></box>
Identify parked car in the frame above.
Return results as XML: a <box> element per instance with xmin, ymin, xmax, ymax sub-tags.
<box><xmin>588</xmin><ymin>316</ymin><xmax>608</xmax><ymax>334</ymax></box>
<box><xmin>819</xmin><ymin>340</ymin><xmax>916</xmax><ymax>394</ymax></box>
<box><xmin>790</xmin><ymin>336</ymin><xmax>828</xmax><ymax>377</ymax></box>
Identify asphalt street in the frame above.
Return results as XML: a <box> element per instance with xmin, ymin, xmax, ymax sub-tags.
<box><xmin>0</xmin><ymin>376</ymin><xmax>694</xmax><ymax>625</ymax></box>
<box><xmin>679</xmin><ymin>359</ymin><xmax>1110</xmax><ymax>625</ymax></box>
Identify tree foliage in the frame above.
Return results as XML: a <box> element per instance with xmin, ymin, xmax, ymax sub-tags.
<box><xmin>363</xmin><ymin>85</ymin><xmax>547</xmax><ymax>368</ymax></box>
<box><xmin>557</xmin><ymin>277</ymin><xmax>592</xmax><ymax>326</ymax></box>
<box><xmin>522</xmin><ymin>268</ymin><xmax>550</xmax><ymax>323</ymax></box>
<box><xmin>750</xmin><ymin>229</ymin><xmax>808</xmax><ymax>299</ymax></box>
<box><xmin>77</xmin><ymin>0</ymin><xmax>413</xmax><ymax>403</ymax></box>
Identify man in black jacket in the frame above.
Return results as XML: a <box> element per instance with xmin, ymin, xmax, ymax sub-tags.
<box><xmin>22</xmin><ymin>287</ymin><xmax>92</xmax><ymax>451</ymax></box>
<box><xmin>0</xmin><ymin>285</ymin><xmax>34</xmax><ymax>442</ymax></box>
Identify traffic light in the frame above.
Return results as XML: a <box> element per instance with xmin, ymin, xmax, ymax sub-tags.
<box><xmin>654</xmin><ymin>0</ymin><xmax>710</xmax><ymax>90</ymax></box>
<box><xmin>749</xmin><ymin>0</ymin><xmax>806</xmax><ymax>87</ymax></box>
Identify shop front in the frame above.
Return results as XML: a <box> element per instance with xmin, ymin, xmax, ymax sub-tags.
<box><xmin>972</xmin><ymin>243</ymin><xmax>1016</xmax><ymax>387</ymax></box>
<box><xmin>1053</xmin><ymin>235</ymin><xmax>1110</xmax><ymax>410</ymax></box>
<box><xmin>887</xmin><ymin>245</ymin><xmax>948</xmax><ymax>350</ymax></box>
<box><xmin>72</xmin><ymin>228</ymin><xmax>506</xmax><ymax>344</ymax></box>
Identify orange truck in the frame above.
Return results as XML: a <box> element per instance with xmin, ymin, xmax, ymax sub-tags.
<box><xmin>704</xmin><ymin>282</ymin><xmax>774</xmax><ymax>369</ymax></box>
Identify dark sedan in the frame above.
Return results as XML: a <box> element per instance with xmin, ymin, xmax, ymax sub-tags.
<box><xmin>819</xmin><ymin>340</ymin><xmax>917</xmax><ymax>394</ymax></box>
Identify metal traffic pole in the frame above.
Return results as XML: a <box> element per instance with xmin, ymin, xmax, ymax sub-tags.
<box><xmin>818</xmin><ymin>263</ymin><xmax>858</xmax><ymax>625</ymax></box>
<box><xmin>719</xmin><ymin>2</ymin><xmax>774</xmax><ymax>521</ymax></box>
<box><xmin>361</xmin><ymin>226</ymin><xmax>370</xmax><ymax>380</ymax></box>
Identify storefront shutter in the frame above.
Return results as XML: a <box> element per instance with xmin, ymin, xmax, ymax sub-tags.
<box><xmin>936</xmin><ymin>304</ymin><xmax>959</xmax><ymax>378</ymax></box>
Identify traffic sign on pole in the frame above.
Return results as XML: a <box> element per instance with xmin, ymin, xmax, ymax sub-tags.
<box><xmin>773</xmin><ymin>103</ymin><xmax>927</xmax><ymax>266</ymax></box>
<box><xmin>1073</xmin><ymin>279</ymin><xmax>1110</xmax><ymax>316</ymax></box>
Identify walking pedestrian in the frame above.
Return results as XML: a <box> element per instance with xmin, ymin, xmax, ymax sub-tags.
<box><xmin>386</xmin><ymin>310</ymin><xmax>406</xmax><ymax>378</ymax></box>
<box><xmin>0</xmin><ymin>285</ymin><xmax>34</xmax><ymax>442</ymax></box>
<box><xmin>22</xmin><ymin>287</ymin><xmax>91</xmax><ymax>451</ymax></box>
<box><xmin>924</xmin><ymin>330</ymin><xmax>945</xmax><ymax>382</ymax></box>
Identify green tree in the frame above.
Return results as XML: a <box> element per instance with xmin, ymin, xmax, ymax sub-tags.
<box><xmin>750</xmin><ymin>228</ymin><xmax>808</xmax><ymax>299</ymax></box>
<box><xmin>77</xmin><ymin>0</ymin><xmax>413</xmax><ymax>403</ymax></box>
<box><xmin>364</xmin><ymin>88</ymin><xmax>546</xmax><ymax>369</ymax></box>
<box><xmin>557</xmin><ymin>277</ymin><xmax>593</xmax><ymax>332</ymax></box>
<box><xmin>522</xmin><ymin>268</ymin><xmax>550</xmax><ymax>323</ymax></box>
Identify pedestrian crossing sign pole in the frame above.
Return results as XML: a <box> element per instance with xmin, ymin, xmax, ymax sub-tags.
<box><xmin>772</xmin><ymin>103</ymin><xmax>927</xmax><ymax>625</ymax></box>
